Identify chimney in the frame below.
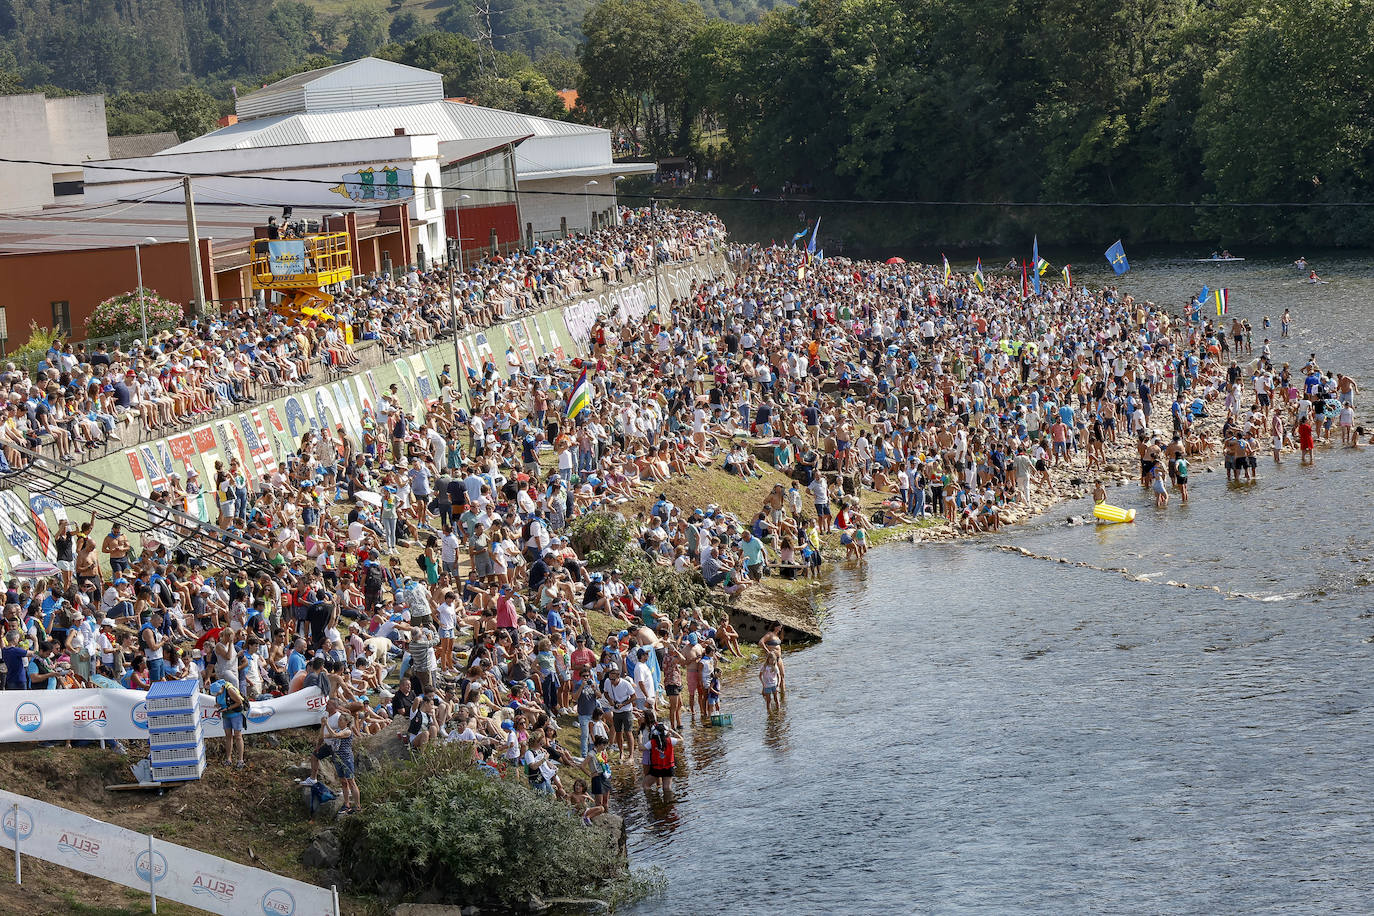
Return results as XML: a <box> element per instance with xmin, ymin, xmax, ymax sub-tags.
<box><xmin>394</xmin><ymin>128</ymin><xmax>406</xmax><ymax>136</ymax></box>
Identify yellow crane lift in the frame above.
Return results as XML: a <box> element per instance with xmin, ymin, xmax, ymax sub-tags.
<box><xmin>250</xmin><ymin>232</ymin><xmax>354</xmax><ymax>330</ymax></box>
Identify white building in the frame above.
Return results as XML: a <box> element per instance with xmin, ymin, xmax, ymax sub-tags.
<box><xmin>0</xmin><ymin>93</ymin><xmax>109</xmax><ymax>212</ymax></box>
<box><xmin>83</xmin><ymin>58</ymin><xmax>651</xmax><ymax>263</ymax></box>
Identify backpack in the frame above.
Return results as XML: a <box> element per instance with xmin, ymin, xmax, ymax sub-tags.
<box><xmin>648</xmin><ymin>729</ymin><xmax>674</xmax><ymax>770</ymax></box>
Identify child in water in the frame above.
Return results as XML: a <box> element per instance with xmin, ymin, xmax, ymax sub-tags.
<box><xmin>759</xmin><ymin>658</ymin><xmax>780</xmax><ymax>712</ymax></box>
<box><xmin>707</xmin><ymin>667</ymin><xmax>722</xmax><ymax>717</ymax></box>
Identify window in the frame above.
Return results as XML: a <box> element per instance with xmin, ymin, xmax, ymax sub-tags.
<box><xmin>51</xmin><ymin>301</ymin><xmax>71</xmax><ymax>334</ymax></box>
<box><xmin>426</xmin><ymin>176</ymin><xmax>439</xmax><ymax>213</ymax></box>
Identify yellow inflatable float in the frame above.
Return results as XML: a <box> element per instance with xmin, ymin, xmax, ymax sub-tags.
<box><xmin>1093</xmin><ymin>502</ymin><xmax>1136</xmax><ymax>524</ymax></box>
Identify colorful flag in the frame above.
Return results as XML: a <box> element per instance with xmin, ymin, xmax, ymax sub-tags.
<box><xmin>1030</xmin><ymin>238</ymin><xmax>1042</xmax><ymax>296</ymax></box>
<box><xmin>1021</xmin><ymin>261</ymin><xmax>1030</xmax><ymax>299</ymax></box>
<box><xmin>791</xmin><ymin>228</ymin><xmax>808</xmax><ymax>244</ymax></box>
<box><xmin>566</xmin><ymin>369</ymin><xmax>591</xmax><ymax>420</ymax></box>
<box><xmin>807</xmin><ymin>217</ymin><xmax>821</xmax><ymax>254</ymax></box>
<box><xmin>1062</xmin><ymin>264</ymin><xmax>1072</xmax><ymax>289</ymax></box>
<box><xmin>1214</xmin><ymin>288</ymin><xmax>1229</xmax><ymax>315</ymax></box>
<box><xmin>942</xmin><ymin>253</ymin><xmax>951</xmax><ymax>283</ymax></box>
<box><xmin>1036</xmin><ymin>257</ymin><xmax>1050</xmax><ymax>276</ymax></box>
<box><xmin>1105</xmin><ymin>240</ymin><xmax>1130</xmax><ymax>275</ymax></box>
<box><xmin>973</xmin><ymin>258</ymin><xmax>986</xmax><ymax>292</ymax></box>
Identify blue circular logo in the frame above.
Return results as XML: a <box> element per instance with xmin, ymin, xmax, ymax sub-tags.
<box><xmin>261</xmin><ymin>888</ymin><xmax>297</xmax><ymax>915</ymax></box>
<box><xmin>135</xmin><ymin>850</ymin><xmax>167</xmax><ymax>884</ymax></box>
<box><xmin>2</xmin><ymin>806</ymin><xmax>33</xmax><ymax>841</ymax></box>
<box><xmin>15</xmin><ymin>701</ymin><xmax>42</xmax><ymax>733</ymax></box>
<box><xmin>245</xmin><ymin>704</ymin><xmax>275</xmax><ymax>726</ymax></box>
<box><xmin>130</xmin><ymin>702</ymin><xmax>149</xmax><ymax>731</ymax></box>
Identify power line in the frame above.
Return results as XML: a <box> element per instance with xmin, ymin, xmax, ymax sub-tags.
<box><xmin>3</xmin><ymin>155</ymin><xmax>1374</xmax><ymax>210</ymax></box>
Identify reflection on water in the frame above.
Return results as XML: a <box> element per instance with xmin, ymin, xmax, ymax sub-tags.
<box><xmin>621</xmin><ymin>257</ymin><xmax>1374</xmax><ymax>913</ymax></box>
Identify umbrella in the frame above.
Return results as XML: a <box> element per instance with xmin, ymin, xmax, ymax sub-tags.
<box><xmin>356</xmin><ymin>490</ymin><xmax>382</xmax><ymax>507</ymax></box>
<box><xmin>885</xmin><ymin>257</ymin><xmax>906</xmax><ymax>265</ymax></box>
<box><xmin>195</xmin><ymin>627</ymin><xmax>225</xmax><ymax>651</ymax></box>
<box><xmin>10</xmin><ymin>560</ymin><xmax>59</xmax><ymax>580</ymax></box>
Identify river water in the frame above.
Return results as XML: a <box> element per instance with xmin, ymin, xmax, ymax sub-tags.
<box><xmin>622</xmin><ymin>255</ymin><xmax>1374</xmax><ymax>914</ymax></box>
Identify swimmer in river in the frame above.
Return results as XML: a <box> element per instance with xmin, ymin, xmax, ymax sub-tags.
<box><xmin>1294</xmin><ymin>256</ymin><xmax>1307</xmax><ymax>270</ymax></box>
<box><xmin>1093</xmin><ymin>480</ymin><xmax>1107</xmax><ymax>504</ymax></box>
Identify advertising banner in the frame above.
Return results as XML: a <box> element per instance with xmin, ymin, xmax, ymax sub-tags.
<box><xmin>267</xmin><ymin>240</ymin><xmax>307</xmax><ymax>278</ymax></box>
<box><xmin>0</xmin><ymin>686</ymin><xmax>326</xmax><ymax>743</ymax></box>
<box><xmin>0</xmin><ymin>789</ymin><xmax>335</xmax><ymax>915</ymax></box>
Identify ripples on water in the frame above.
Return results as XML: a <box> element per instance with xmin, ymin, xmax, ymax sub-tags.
<box><xmin>624</xmin><ymin>257</ymin><xmax>1374</xmax><ymax>914</ymax></box>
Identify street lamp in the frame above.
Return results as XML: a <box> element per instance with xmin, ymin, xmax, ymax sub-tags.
<box><xmin>448</xmin><ymin>194</ymin><xmax>471</xmax><ymax>402</ymax></box>
<box><xmin>134</xmin><ymin>236</ymin><xmax>158</xmax><ymax>344</ymax></box>
<box><xmin>584</xmin><ymin>180</ymin><xmax>598</xmax><ymax>231</ymax></box>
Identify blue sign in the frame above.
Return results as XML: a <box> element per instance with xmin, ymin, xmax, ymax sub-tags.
<box><xmin>267</xmin><ymin>241</ymin><xmax>307</xmax><ymax>278</ymax></box>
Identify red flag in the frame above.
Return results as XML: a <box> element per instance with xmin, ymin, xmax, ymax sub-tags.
<box><xmin>1021</xmin><ymin>261</ymin><xmax>1029</xmax><ymax>299</ymax></box>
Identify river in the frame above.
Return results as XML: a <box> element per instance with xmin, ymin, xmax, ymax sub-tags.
<box><xmin>621</xmin><ymin>254</ymin><xmax>1374</xmax><ymax>913</ymax></box>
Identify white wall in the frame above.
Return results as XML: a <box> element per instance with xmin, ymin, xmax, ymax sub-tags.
<box><xmin>0</xmin><ymin>94</ymin><xmax>55</xmax><ymax>213</ymax></box>
<box><xmin>519</xmin><ymin>174</ymin><xmax>621</xmax><ymax>237</ymax></box>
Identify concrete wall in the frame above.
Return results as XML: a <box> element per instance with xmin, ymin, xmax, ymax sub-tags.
<box><xmin>0</xmin><ymin>94</ymin><xmax>58</xmax><ymax>213</ymax></box>
<box><xmin>0</xmin><ymin>254</ymin><xmax>729</xmax><ymax>574</ymax></box>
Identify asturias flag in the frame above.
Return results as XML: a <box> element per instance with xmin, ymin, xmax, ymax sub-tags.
<box><xmin>791</xmin><ymin>228</ymin><xmax>809</xmax><ymax>244</ymax></box>
<box><xmin>566</xmin><ymin>369</ymin><xmax>591</xmax><ymax>420</ymax></box>
<box><xmin>1105</xmin><ymin>240</ymin><xmax>1130</xmax><ymax>275</ymax></box>
<box><xmin>807</xmin><ymin>217</ymin><xmax>821</xmax><ymax>254</ymax></box>
<box><xmin>1030</xmin><ymin>238</ymin><xmax>1043</xmax><ymax>296</ymax></box>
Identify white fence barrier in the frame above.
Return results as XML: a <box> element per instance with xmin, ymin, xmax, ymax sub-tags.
<box><xmin>0</xmin><ymin>789</ymin><xmax>336</xmax><ymax>915</ymax></box>
<box><xmin>0</xmin><ymin>685</ymin><xmax>326</xmax><ymax>743</ymax></box>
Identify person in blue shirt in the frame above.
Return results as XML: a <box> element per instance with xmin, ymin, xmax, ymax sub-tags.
<box><xmin>2</xmin><ymin>632</ymin><xmax>31</xmax><ymax>689</ymax></box>
<box><xmin>287</xmin><ymin>637</ymin><xmax>308</xmax><ymax>681</ymax></box>
<box><xmin>28</xmin><ymin>640</ymin><xmax>59</xmax><ymax>690</ymax></box>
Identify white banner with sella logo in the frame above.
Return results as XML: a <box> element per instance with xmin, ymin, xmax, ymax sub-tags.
<box><xmin>0</xmin><ymin>686</ymin><xmax>326</xmax><ymax>743</ymax></box>
<box><xmin>0</xmin><ymin>790</ymin><xmax>335</xmax><ymax>915</ymax></box>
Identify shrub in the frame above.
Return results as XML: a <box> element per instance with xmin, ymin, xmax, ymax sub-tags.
<box><xmin>85</xmin><ymin>288</ymin><xmax>184</xmax><ymax>339</ymax></box>
<box><xmin>339</xmin><ymin>745</ymin><xmax>623</xmax><ymax>907</ymax></box>
<box><xmin>568</xmin><ymin>512</ymin><xmax>632</xmax><ymax>568</ymax></box>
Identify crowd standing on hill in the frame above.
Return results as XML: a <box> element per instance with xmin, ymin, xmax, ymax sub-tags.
<box><xmin>1</xmin><ymin>208</ymin><xmax>1361</xmax><ymax>820</ymax></box>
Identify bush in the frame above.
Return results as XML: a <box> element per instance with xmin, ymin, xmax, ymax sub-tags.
<box><xmin>85</xmin><ymin>288</ymin><xmax>183</xmax><ymax>339</ymax></box>
<box><xmin>568</xmin><ymin>512</ymin><xmax>632</xmax><ymax>568</ymax></box>
<box><xmin>339</xmin><ymin>745</ymin><xmax>623</xmax><ymax>907</ymax></box>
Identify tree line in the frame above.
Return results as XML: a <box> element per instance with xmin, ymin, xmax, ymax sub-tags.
<box><xmin>577</xmin><ymin>0</ymin><xmax>1374</xmax><ymax>245</ymax></box>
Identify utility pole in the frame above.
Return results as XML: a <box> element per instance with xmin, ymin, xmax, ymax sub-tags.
<box><xmin>183</xmin><ymin>176</ymin><xmax>206</xmax><ymax>317</ymax></box>
<box><xmin>652</xmin><ymin>199</ymin><xmax>663</xmax><ymax>314</ymax></box>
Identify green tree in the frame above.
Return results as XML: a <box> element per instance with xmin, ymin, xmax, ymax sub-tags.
<box><xmin>342</xmin><ymin>2</ymin><xmax>389</xmax><ymax>60</ymax></box>
<box><xmin>1198</xmin><ymin>0</ymin><xmax>1374</xmax><ymax>244</ymax></box>
<box><xmin>388</xmin><ymin>9</ymin><xmax>429</xmax><ymax>43</ymax></box>
<box><xmin>579</xmin><ymin>0</ymin><xmax>706</xmax><ymax>154</ymax></box>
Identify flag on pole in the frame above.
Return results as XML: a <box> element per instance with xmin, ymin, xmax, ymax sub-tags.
<box><xmin>942</xmin><ymin>253</ymin><xmax>951</xmax><ymax>283</ymax></box>
<box><xmin>1105</xmin><ymin>240</ymin><xmax>1130</xmax><ymax>275</ymax></box>
<box><xmin>1214</xmin><ymin>288</ymin><xmax>1229</xmax><ymax>315</ymax></box>
<box><xmin>1062</xmin><ymin>264</ymin><xmax>1072</xmax><ymax>289</ymax></box>
<box><xmin>1030</xmin><ymin>238</ymin><xmax>1042</xmax><ymax>296</ymax></box>
<box><xmin>791</xmin><ymin>228</ymin><xmax>808</xmax><ymax>244</ymax></box>
<box><xmin>806</xmin><ymin>217</ymin><xmax>821</xmax><ymax>254</ymax></box>
<box><xmin>1021</xmin><ymin>261</ymin><xmax>1030</xmax><ymax>299</ymax></box>
<box><xmin>566</xmin><ymin>369</ymin><xmax>591</xmax><ymax>420</ymax></box>
<box><xmin>973</xmin><ymin>258</ymin><xmax>986</xmax><ymax>292</ymax></box>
